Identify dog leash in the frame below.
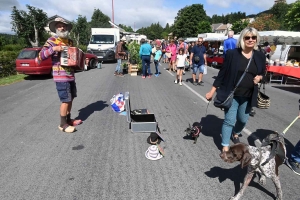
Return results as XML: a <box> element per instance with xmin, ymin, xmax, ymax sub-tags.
<box><xmin>281</xmin><ymin>116</ymin><xmax>299</xmax><ymax>136</ymax></box>
<box><xmin>204</xmin><ymin>101</ymin><xmax>210</xmax><ymax>117</ymax></box>
<box><xmin>199</xmin><ymin>101</ymin><xmax>210</xmax><ymax>127</ymax></box>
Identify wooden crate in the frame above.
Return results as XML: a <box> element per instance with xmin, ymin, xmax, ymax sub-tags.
<box><xmin>129</xmin><ymin>64</ymin><xmax>139</xmax><ymax>76</ymax></box>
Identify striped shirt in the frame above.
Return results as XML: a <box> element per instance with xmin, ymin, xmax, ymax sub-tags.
<box><xmin>39</xmin><ymin>36</ymin><xmax>75</xmax><ymax>82</ymax></box>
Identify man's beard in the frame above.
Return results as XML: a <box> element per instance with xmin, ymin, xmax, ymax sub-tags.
<box><xmin>56</xmin><ymin>30</ymin><xmax>69</xmax><ymax>39</ymax></box>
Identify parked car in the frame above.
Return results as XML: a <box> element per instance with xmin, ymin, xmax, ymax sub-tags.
<box><xmin>16</xmin><ymin>47</ymin><xmax>98</xmax><ymax>76</ymax></box>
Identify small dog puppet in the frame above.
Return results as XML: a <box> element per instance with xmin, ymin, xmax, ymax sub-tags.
<box><xmin>184</xmin><ymin>123</ymin><xmax>201</xmax><ymax>144</ymax></box>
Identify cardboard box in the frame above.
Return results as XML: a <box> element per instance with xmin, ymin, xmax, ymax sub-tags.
<box><xmin>125</xmin><ymin>92</ymin><xmax>157</xmax><ymax>133</ymax></box>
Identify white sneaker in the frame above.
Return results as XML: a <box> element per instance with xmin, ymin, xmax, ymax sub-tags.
<box><xmin>179</xmin><ymin>82</ymin><xmax>182</xmax><ymax>86</ymax></box>
<box><xmin>174</xmin><ymin>80</ymin><xmax>177</xmax><ymax>84</ymax></box>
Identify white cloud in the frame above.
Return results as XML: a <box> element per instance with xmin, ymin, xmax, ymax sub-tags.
<box><xmin>28</xmin><ymin>0</ymin><xmax>176</xmax><ymax>31</ymax></box>
<box><xmin>0</xmin><ymin>0</ymin><xmax>20</xmax><ymax>11</ymax></box>
<box><xmin>0</xmin><ymin>12</ymin><xmax>14</xmax><ymax>34</ymax></box>
<box><xmin>206</xmin><ymin>0</ymin><xmax>297</xmax><ymax>10</ymax></box>
<box><xmin>0</xmin><ymin>0</ymin><xmax>298</xmax><ymax>34</ymax></box>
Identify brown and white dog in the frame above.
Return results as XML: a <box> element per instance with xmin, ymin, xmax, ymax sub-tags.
<box><xmin>220</xmin><ymin>137</ymin><xmax>286</xmax><ymax>200</ymax></box>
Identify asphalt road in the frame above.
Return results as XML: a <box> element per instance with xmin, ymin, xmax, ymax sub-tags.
<box><xmin>0</xmin><ymin>62</ymin><xmax>299</xmax><ymax>200</ymax></box>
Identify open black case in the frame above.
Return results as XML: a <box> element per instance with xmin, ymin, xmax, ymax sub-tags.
<box><xmin>125</xmin><ymin>92</ymin><xmax>158</xmax><ymax>133</ymax></box>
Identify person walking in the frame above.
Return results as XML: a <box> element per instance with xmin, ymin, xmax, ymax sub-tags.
<box><xmin>115</xmin><ymin>38</ymin><xmax>126</xmax><ymax>76</ymax></box>
<box><xmin>161</xmin><ymin>40</ymin><xmax>167</xmax><ymax>63</ymax></box>
<box><xmin>139</xmin><ymin>38</ymin><xmax>152</xmax><ymax>78</ymax></box>
<box><xmin>166</xmin><ymin>39</ymin><xmax>177</xmax><ymax>72</ymax></box>
<box><xmin>223</xmin><ymin>30</ymin><xmax>237</xmax><ymax>57</ymax></box>
<box><xmin>175</xmin><ymin>48</ymin><xmax>189</xmax><ymax>85</ymax></box>
<box><xmin>205</xmin><ymin>27</ymin><xmax>266</xmax><ymax>152</ymax></box>
<box><xmin>154</xmin><ymin>45</ymin><xmax>162</xmax><ymax>77</ymax></box>
<box><xmin>189</xmin><ymin>37</ymin><xmax>207</xmax><ymax>86</ymax></box>
<box><xmin>178</xmin><ymin>38</ymin><xmax>188</xmax><ymax>75</ymax></box>
<box><xmin>39</xmin><ymin>17</ymin><xmax>82</xmax><ymax>133</ymax></box>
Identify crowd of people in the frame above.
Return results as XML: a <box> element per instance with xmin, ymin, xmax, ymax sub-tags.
<box><xmin>130</xmin><ymin>36</ymin><xmax>209</xmax><ymax>86</ymax></box>
<box><xmin>40</xmin><ymin>17</ymin><xmax>300</xmax><ymax>177</ymax></box>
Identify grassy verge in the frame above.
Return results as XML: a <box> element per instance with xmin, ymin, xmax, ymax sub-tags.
<box><xmin>0</xmin><ymin>74</ymin><xmax>27</xmax><ymax>86</ymax></box>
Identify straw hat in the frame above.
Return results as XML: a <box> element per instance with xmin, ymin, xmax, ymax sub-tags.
<box><xmin>49</xmin><ymin>17</ymin><xmax>73</xmax><ymax>33</ymax></box>
<box><xmin>145</xmin><ymin>145</ymin><xmax>163</xmax><ymax>160</ymax></box>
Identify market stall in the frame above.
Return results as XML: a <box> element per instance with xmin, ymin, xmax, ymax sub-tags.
<box><xmin>267</xmin><ymin>65</ymin><xmax>300</xmax><ymax>84</ymax></box>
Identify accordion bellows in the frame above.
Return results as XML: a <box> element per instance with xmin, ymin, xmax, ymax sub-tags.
<box><xmin>60</xmin><ymin>46</ymin><xmax>85</xmax><ymax>70</ymax></box>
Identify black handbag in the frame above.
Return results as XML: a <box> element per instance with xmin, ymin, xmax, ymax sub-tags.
<box><xmin>213</xmin><ymin>88</ymin><xmax>234</xmax><ymax>110</ymax></box>
<box><xmin>257</xmin><ymin>82</ymin><xmax>270</xmax><ymax>109</ymax></box>
<box><xmin>214</xmin><ymin>52</ymin><xmax>254</xmax><ymax>110</ymax></box>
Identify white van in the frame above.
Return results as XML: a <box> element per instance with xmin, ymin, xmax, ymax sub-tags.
<box><xmin>270</xmin><ymin>45</ymin><xmax>300</xmax><ymax>65</ymax></box>
<box><xmin>87</xmin><ymin>28</ymin><xmax>120</xmax><ymax>62</ymax></box>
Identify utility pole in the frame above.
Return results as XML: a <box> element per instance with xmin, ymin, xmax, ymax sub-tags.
<box><xmin>112</xmin><ymin>0</ymin><xmax>114</xmax><ymax>23</ymax></box>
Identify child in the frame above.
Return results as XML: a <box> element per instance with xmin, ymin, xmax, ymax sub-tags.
<box><xmin>175</xmin><ymin>48</ymin><xmax>188</xmax><ymax>85</ymax></box>
<box><xmin>154</xmin><ymin>45</ymin><xmax>162</xmax><ymax>77</ymax></box>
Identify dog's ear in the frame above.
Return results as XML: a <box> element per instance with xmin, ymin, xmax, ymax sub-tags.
<box><xmin>240</xmin><ymin>150</ymin><xmax>252</xmax><ymax>168</ymax></box>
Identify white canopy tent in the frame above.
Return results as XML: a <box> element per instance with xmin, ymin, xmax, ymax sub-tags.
<box><xmin>258</xmin><ymin>31</ymin><xmax>300</xmax><ymax>45</ymax></box>
<box><xmin>194</xmin><ymin>31</ymin><xmax>300</xmax><ymax>44</ymax></box>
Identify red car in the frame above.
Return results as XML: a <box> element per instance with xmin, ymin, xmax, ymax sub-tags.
<box><xmin>16</xmin><ymin>47</ymin><xmax>98</xmax><ymax>76</ymax></box>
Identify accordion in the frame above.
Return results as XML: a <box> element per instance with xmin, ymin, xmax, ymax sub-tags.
<box><xmin>60</xmin><ymin>46</ymin><xmax>85</xmax><ymax>70</ymax></box>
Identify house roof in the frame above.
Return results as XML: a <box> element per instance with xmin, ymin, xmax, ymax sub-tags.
<box><xmin>216</xmin><ymin>24</ymin><xmax>228</xmax><ymax>31</ymax></box>
<box><xmin>211</xmin><ymin>23</ymin><xmax>223</xmax><ymax>31</ymax></box>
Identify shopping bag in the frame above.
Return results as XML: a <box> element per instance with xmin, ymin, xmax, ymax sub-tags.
<box><xmin>110</xmin><ymin>93</ymin><xmax>125</xmax><ymax>112</ymax></box>
<box><xmin>203</xmin><ymin>65</ymin><xmax>207</xmax><ymax>75</ymax></box>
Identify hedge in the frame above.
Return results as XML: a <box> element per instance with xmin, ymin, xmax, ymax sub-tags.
<box><xmin>0</xmin><ymin>50</ymin><xmax>21</xmax><ymax>78</ymax></box>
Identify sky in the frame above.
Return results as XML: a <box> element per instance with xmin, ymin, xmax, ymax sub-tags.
<box><xmin>0</xmin><ymin>0</ymin><xmax>297</xmax><ymax>34</ymax></box>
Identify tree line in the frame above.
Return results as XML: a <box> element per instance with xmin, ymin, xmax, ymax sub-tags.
<box><xmin>2</xmin><ymin>1</ymin><xmax>300</xmax><ymax>48</ymax></box>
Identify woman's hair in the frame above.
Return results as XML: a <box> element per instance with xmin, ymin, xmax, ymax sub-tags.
<box><xmin>178</xmin><ymin>48</ymin><xmax>184</xmax><ymax>54</ymax></box>
<box><xmin>237</xmin><ymin>27</ymin><xmax>260</xmax><ymax>50</ymax></box>
<box><xmin>170</xmin><ymin>39</ymin><xmax>174</xmax><ymax>43</ymax></box>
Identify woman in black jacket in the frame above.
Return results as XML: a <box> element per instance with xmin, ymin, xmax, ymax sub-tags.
<box><xmin>205</xmin><ymin>27</ymin><xmax>266</xmax><ymax>152</ymax></box>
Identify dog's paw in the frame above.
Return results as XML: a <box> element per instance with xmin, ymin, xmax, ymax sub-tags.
<box><xmin>229</xmin><ymin>197</ymin><xmax>238</xmax><ymax>200</ymax></box>
<box><xmin>259</xmin><ymin>176</ymin><xmax>266</xmax><ymax>186</ymax></box>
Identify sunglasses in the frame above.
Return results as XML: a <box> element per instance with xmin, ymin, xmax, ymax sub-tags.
<box><xmin>198</xmin><ymin>41</ymin><xmax>203</xmax><ymax>42</ymax></box>
<box><xmin>244</xmin><ymin>36</ymin><xmax>257</xmax><ymax>40</ymax></box>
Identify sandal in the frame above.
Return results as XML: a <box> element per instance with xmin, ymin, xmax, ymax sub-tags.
<box><xmin>58</xmin><ymin>124</ymin><xmax>76</xmax><ymax>133</ymax></box>
<box><xmin>68</xmin><ymin>119</ymin><xmax>82</xmax><ymax>126</ymax></box>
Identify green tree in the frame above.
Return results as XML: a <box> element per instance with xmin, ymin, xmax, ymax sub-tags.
<box><xmin>285</xmin><ymin>0</ymin><xmax>300</xmax><ymax>31</ymax></box>
<box><xmin>90</xmin><ymin>9</ymin><xmax>111</xmax><ymax>28</ymax></box>
<box><xmin>231</xmin><ymin>19</ymin><xmax>249</xmax><ymax>33</ymax></box>
<box><xmin>270</xmin><ymin>2</ymin><xmax>290</xmax><ymax>30</ymax></box>
<box><xmin>211</xmin><ymin>12</ymin><xmax>246</xmax><ymax>24</ymax></box>
<box><xmin>11</xmin><ymin>5</ymin><xmax>48</xmax><ymax>47</ymax></box>
<box><xmin>71</xmin><ymin>15</ymin><xmax>89</xmax><ymax>46</ymax></box>
<box><xmin>164</xmin><ymin>23</ymin><xmax>171</xmax><ymax>33</ymax></box>
<box><xmin>118</xmin><ymin>24</ymin><xmax>134</xmax><ymax>32</ymax></box>
<box><xmin>173</xmin><ymin>4</ymin><xmax>209</xmax><ymax>37</ymax></box>
<box><xmin>211</xmin><ymin>14</ymin><xmax>223</xmax><ymax>23</ymax></box>
<box><xmin>250</xmin><ymin>14</ymin><xmax>280</xmax><ymax>31</ymax></box>
<box><xmin>197</xmin><ymin>21</ymin><xmax>212</xmax><ymax>33</ymax></box>
<box><xmin>136</xmin><ymin>22</ymin><xmax>164</xmax><ymax>40</ymax></box>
